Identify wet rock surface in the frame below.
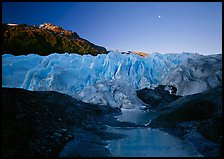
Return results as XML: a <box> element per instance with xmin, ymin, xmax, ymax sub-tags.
<box><xmin>2</xmin><ymin>86</ymin><xmax>222</xmax><ymax>157</ymax></box>
<box><xmin>2</xmin><ymin>87</ymin><xmax>142</xmax><ymax>157</ymax></box>
<box><xmin>148</xmin><ymin>87</ymin><xmax>222</xmax><ymax>157</ymax></box>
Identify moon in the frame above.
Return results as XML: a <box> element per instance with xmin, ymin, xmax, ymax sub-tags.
<box><xmin>158</xmin><ymin>15</ymin><xmax>161</xmax><ymax>19</ymax></box>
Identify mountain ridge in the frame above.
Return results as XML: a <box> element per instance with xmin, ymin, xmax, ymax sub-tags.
<box><xmin>2</xmin><ymin>23</ymin><xmax>108</xmax><ymax>56</ymax></box>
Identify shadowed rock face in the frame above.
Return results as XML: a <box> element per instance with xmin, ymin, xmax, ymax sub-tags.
<box><xmin>1</xmin><ymin>87</ymin><xmax>121</xmax><ymax>157</ymax></box>
<box><xmin>2</xmin><ymin>23</ymin><xmax>107</xmax><ymax>56</ymax></box>
<box><xmin>150</xmin><ymin>100</ymin><xmax>217</xmax><ymax>128</ymax></box>
<box><xmin>149</xmin><ymin>87</ymin><xmax>222</xmax><ymax>157</ymax></box>
<box><xmin>136</xmin><ymin>85</ymin><xmax>180</xmax><ymax>110</ymax></box>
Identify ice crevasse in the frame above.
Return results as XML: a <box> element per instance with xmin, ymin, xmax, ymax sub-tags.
<box><xmin>2</xmin><ymin>52</ymin><xmax>222</xmax><ymax>108</ymax></box>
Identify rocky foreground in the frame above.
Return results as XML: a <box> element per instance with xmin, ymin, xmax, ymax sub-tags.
<box><xmin>2</xmin><ymin>88</ymin><xmax>143</xmax><ymax>157</ymax></box>
<box><xmin>142</xmin><ymin>86</ymin><xmax>222</xmax><ymax>157</ymax></box>
<box><xmin>2</xmin><ymin>86</ymin><xmax>222</xmax><ymax>157</ymax></box>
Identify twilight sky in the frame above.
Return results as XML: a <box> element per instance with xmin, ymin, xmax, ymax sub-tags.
<box><xmin>2</xmin><ymin>2</ymin><xmax>222</xmax><ymax>55</ymax></box>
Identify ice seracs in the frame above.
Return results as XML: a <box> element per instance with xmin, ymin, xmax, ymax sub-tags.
<box><xmin>76</xmin><ymin>80</ymin><xmax>147</xmax><ymax>109</ymax></box>
<box><xmin>2</xmin><ymin>52</ymin><xmax>222</xmax><ymax>108</ymax></box>
<box><xmin>161</xmin><ymin>54</ymin><xmax>222</xmax><ymax>95</ymax></box>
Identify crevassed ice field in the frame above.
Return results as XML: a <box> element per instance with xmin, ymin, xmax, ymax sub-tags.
<box><xmin>2</xmin><ymin>51</ymin><xmax>222</xmax><ymax>109</ymax></box>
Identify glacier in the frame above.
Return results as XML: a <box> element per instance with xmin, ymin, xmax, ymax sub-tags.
<box><xmin>161</xmin><ymin>54</ymin><xmax>222</xmax><ymax>95</ymax></box>
<box><xmin>77</xmin><ymin>80</ymin><xmax>147</xmax><ymax>109</ymax></box>
<box><xmin>2</xmin><ymin>52</ymin><xmax>222</xmax><ymax>108</ymax></box>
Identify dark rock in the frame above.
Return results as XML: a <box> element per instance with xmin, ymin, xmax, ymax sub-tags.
<box><xmin>136</xmin><ymin>85</ymin><xmax>180</xmax><ymax>109</ymax></box>
<box><xmin>148</xmin><ymin>87</ymin><xmax>222</xmax><ymax>157</ymax></box>
<box><xmin>150</xmin><ymin>100</ymin><xmax>216</xmax><ymax>128</ymax></box>
<box><xmin>1</xmin><ymin>87</ymin><xmax>122</xmax><ymax>157</ymax></box>
<box><xmin>197</xmin><ymin>115</ymin><xmax>222</xmax><ymax>144</ymax></box>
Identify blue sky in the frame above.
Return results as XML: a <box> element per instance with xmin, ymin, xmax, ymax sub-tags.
<box><xmin>2</xmin><ymin>2</ymin><xmax>222</xmax><ymax>55</ymax></box>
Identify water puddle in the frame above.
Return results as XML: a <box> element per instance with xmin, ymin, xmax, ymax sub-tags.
<box><xmin>116</xmin><ymin>108</ymin><xmax>159</xmax><ymax>125</ymax></box>
<box><xmin>107</xmin><ymin>109</ymin><xmax>201</xmax><ymax>157</ymax></box>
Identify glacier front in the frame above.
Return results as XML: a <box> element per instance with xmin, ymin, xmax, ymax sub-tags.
<box><xmin>2</xmin><ymin>52</ymin><xmax>222</xmax><ymax>108</ymax></box>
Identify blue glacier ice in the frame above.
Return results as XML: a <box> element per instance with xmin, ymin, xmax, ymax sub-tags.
<box><xmin>2</xmin><ymin>52</ymin><xmax>222</xmax><ymax>108</ymax></box>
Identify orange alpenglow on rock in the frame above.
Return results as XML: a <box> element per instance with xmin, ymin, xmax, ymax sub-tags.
<box><xmin>39</xmin><ymin>23</ymin><xmax>72</xmax><ymax>35</ymax></box>
<box><xmin>132</xmin><ymin>51</ymin><xmax>148</xmax><ymax>57</ymax></box>
<box><xmin>7</xmin><ymin>23</ymin><xmax>18</xmax><ymax>26</ymax></box>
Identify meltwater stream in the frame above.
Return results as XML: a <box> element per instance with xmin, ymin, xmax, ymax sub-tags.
<box><xmin>107</xmin><ymin>109</ymin><xmax>201</xmax><ymax>157</ymax></box>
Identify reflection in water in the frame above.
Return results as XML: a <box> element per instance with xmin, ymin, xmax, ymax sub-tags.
<box><xmin>107</xmin><ymin>109</ymin><xmax>200</xmax><ymax>157</ymax></box>
<box><xmin>117</xmin><ymin>108</ymin><xmax>159</xmax><ymax>125</ymax></box>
